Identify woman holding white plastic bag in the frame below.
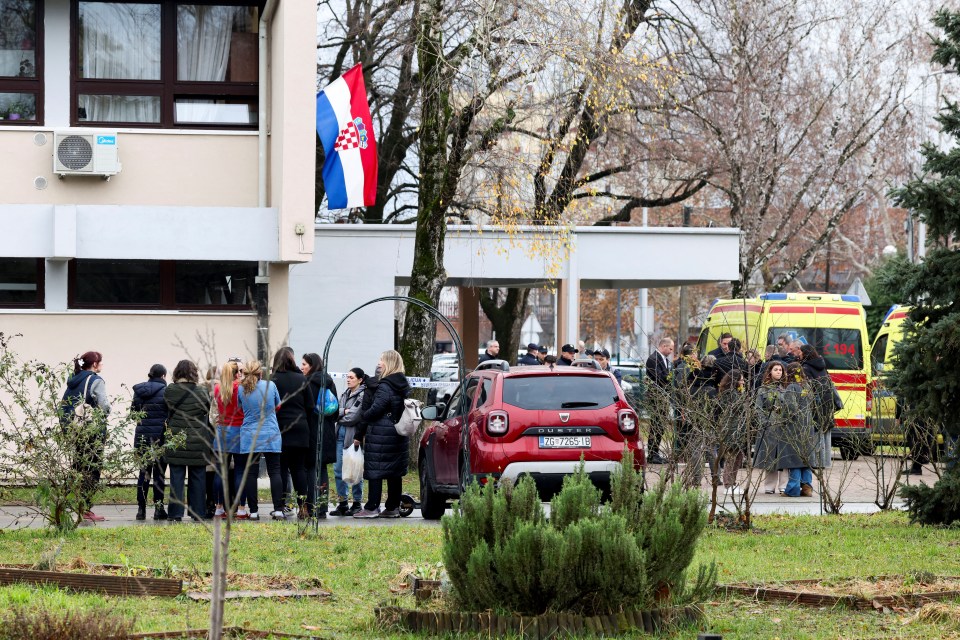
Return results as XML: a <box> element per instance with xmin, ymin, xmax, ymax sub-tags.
<box><xmin>330</xmin><ymin>367</ymin><xmax>366</xmax><ymax>516</ymax></box>
<box><xmin>353</xmin><ymin>351</ymin><xmax>410</xmax><ymax>518</ymax></box>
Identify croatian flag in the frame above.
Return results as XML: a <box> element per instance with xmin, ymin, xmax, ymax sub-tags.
<box><xmin>316</xmin><ymin>64</ymin><xmax>378</xmax><ymax>209</ymax></box>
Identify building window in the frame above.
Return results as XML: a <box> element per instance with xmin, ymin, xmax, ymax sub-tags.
<box><xmin>69</xmin><ymin>259</ymin><xmax>256</xmax><ymax>309</ymax></box>
<box><xmin>0</xmin><ymin>0</ymin><xmax>43</xmax><ymax>125</ymax></box>
<box><xmin>0</xmin><ymin>258</ymin><xmax>43</xmax><ymax>307</ymax></box>
<box><xmin>72</xmin><ymin>1</ymin><xmax>258</xmax><ymax>128</ymax></box>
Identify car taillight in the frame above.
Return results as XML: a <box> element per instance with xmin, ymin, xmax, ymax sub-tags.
<box><xmin>865</xmin><ymin>384</ymin><xmax>872</xmax><ymax>412</ymax></box>
<box><xmin>618</xmin><ymin>409</ymin><xmax>638</xmax><ymax>435</ymax></box>
<box><xmin>487</xmin><ymin>411</ymin><xmax>508</xmax><ymax>436</ymax></box>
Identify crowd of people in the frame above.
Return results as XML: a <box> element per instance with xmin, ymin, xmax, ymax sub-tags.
<box><xmin>643</xmin><ymin>333</ymin><xmax>839</xmax><ymax>497</ymax></box>
<box><xmin>61</xmin><ymin>347</ymin><xmax>414</xmax><ymax>523</ymax></box>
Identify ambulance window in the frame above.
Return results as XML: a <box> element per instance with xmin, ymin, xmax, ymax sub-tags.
<box><xmin>765</xmin><ymin>327</ymin><xmax>864</xmax><ymax>370</ymax></box>
<box><xmin>871</xmin><ymin>334</ymin><xmax>889</xmax><ymax>373</ymax></box>
<box><xmin>696</xmin><ymin>331</ymin><xmax>709</xmax><ymax>358</ymax></box>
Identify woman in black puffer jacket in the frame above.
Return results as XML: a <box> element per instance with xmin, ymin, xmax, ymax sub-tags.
<box><xmin>131</xmin><ymin>364</ymin><xmax>169</xmax><ymax>520</ymax></box>
<box><xmin>352</xmin><ymin>350</ymin><xmax>410</xmax><ymax>519</ymax></box>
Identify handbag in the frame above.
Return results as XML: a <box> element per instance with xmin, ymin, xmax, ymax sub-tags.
<box><xmin>73</xmin><ymin>375</ymin><xmax>94</xmax><ymax>421</ymax></box>
<box><xmin>394</xmin><ymin>398</ymin><xmax>422</xmax><ymax>437</ymax></box>
<box><xmin>321</xmin><ymin>387</ymin><xmax>339</xmax><ymax>417</ymax></box>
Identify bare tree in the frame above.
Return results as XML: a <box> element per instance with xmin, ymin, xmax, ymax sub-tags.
<box><xmin>659</xmin><ymin>0</ymin><xmax>924</xmax><ymax>296</ymax></box>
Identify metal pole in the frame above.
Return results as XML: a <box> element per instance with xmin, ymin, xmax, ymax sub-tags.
<box><xmin>677</xmin><ymin>205</ymin><xmax>692</xmax><ymax>347</ymax></box>
<box><xmin>615</xmin><ymin>288</ymin><xmax>621</xmax><ymax>364</ymax></box>
<box><xmin>639</xmin><ymin>207</ymin><xmax>650</xmax><ymax>361</ymax></box>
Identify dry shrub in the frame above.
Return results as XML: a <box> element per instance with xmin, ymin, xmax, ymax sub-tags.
<box><xmin>0</xmin><ymin>606</ymin><xmax>132</xmax><ymax>640</ymax></box>
<box><xmin>904</xmin><ymin>602</ymin><xmax>960</xmax><ymax>630</ymax></box>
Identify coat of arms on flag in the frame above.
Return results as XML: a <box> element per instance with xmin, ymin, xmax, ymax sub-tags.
<box><xmin>316</xmin><ymin>65</ymin><xmax>378</xmax><ymax>209</ymax></box>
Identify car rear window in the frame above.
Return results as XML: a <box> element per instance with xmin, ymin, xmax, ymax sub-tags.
<box><xmin>502</xmin><ymin>375</ymin><xmax>619</xmax><ymax>410</ymax></box>
<box><xmin>766</xmin><ymin>327</ymin><xmax>865</xmax><ymax>370</ymax></box>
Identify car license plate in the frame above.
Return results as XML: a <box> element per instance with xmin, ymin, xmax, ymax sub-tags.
<box><xmin>539</xmin><ymin>436</ymin><xmax>591</xmax><ymax>448</ymax></box>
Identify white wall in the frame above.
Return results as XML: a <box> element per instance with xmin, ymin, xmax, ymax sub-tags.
<box><xmin>288</xmin><ymin>225</ymin><xmax>741</xmax><ymax>375</ymax></box>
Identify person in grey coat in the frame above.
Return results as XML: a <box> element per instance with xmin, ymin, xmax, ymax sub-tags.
<box><xmin>756</xmin><ymin>362</ymin><xmax>817</xmax><ymax>498</ymax></box>
<box><xmin>781</xmin><ymin>362</ymin><xmax>819</xmax><ymax>497</ymax></box>
<box><xmin>331</xmin><ymin>367</ymin><xmax>366</xmax><ymax>516</ymax></box>
<box><xmin>353</xmin><ymin>350</ymin><xmax>411</xmax><ymax>519</ymax></box>
<box><xmin>754</xmin><ymin>361</ymin><xmax>787</xmax><ymax>495</ymax></box>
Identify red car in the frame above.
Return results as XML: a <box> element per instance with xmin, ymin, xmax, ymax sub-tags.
<box><xmin>417</xmin><ymin>360</ymin><xmax>644</xmax><ymax>519</ymax></box>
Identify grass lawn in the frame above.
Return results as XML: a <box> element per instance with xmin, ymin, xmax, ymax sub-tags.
<box><xmin>0</xmin><ymin>511</ymin><xmax>958</xmax><ymax>638</ymax></box>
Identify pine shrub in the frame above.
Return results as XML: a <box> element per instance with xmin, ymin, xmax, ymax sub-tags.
<box><xmin>442</xmin><ymin>456</ymin><xmax>713</xmax><ymax>616</ymax></box>
<box><xmin>900</xmin><ymin>467</ymin><xmax>960</xmax><ymax>526</ymax></box>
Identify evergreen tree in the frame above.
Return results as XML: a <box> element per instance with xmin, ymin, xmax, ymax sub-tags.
<box><xmin>889</xmin><ymin>8</ymin><xmax>960</xmax><ymax>523</ymax></box>
<box><xmin>889</xmin><ymin>8</ymin><xmax>960</xmax><ymax>441</ymax></box>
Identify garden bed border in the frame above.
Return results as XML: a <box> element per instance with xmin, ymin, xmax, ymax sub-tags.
<box><xmin>0</xmin><ymin>564</ymin><xmax>181</xmax><ymax>597</ymax></box>
<box><xmin>721</xmin><ymin>576</ymin><xmax>960</xmax><ymax>610</ymax></box>
<box><xmin>375</xmin><ymin>604</ymin><xmax>703</xmax><ymax>637</ymax></box>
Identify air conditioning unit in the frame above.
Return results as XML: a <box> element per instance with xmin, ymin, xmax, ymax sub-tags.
<box><xmin>53</xmin><ymin>130</ymin><xmax>122</xmax><ymax>178</ymax></box>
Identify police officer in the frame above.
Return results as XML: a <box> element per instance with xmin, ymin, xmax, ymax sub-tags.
<box><xmin>518</xmin><ymin>343</ymin><xmax>541</xmax><ymax>366</ymax></box>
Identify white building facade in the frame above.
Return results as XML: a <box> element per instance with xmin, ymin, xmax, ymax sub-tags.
<box><xmin>0</xmin><ymin>0</ymin><xmax>317</xmax><ymax>393</ymax></box>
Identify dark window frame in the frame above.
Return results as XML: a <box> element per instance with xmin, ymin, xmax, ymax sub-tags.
<box><xmin>0</xmin><ymin>0</ymin><xmax>44</xmax><ymax>126</ymax></box>
<box><xmin>70</xmin><ymin>0</ymin><xmax>259</xmax><ymax>130</ymax></box>
<box><xmin>67</xmin><ymin>258</ymin><xmax>256</xmax><ymax>310</ymax></box>
<box><xmin>0</xmin><ymin>258</ymin><xmax>44</xmax><ymax>308</ymax></box>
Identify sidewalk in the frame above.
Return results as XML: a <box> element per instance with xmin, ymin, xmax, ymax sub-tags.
<box><xmin>0</xmin><ymin>457</ymin><xmax>936</xmax><ymax>530</ymax></box>
<box><xmin>646</xmin><ymin>454</ymin><xmax>928</xmax><ymax>515</ymax></box>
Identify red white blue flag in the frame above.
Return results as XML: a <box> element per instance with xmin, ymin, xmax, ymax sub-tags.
<box><xmin>316</xmin><ymin>64</ymin><xmax>378</xmax><ymax>209</ymax></box>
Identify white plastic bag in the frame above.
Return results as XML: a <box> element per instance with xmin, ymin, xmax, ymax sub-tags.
<box><xmin>342</xmin><ymin>443</ymin><xmax>364</xmax><ymax>487</ymax></box>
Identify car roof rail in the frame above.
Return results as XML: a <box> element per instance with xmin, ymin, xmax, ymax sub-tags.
<box><xmin>571</xmin><ymin>358</ymin><xmax>601</xmax><ymax>370</ymax></box>
<box><xmin>475</xmin><ymin>359</ymin><xmax>510</xmax><ymax>372</ymax></box>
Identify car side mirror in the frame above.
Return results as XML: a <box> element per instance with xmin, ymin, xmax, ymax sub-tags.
<box><xmin>874</xmin><ymin>362</ymin><xmax>885</xmax><ymax>373</ymax></box>
<box><xmin>421</xmin><ymin>404</ymin><xmax>442</xmax><ymax>421</ymax></box>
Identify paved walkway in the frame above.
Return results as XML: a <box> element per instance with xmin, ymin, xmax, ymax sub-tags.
<box><xmin>0</xmin><ymin>456</ymin><xmax>938</xmax><ymax>530</ymax></box>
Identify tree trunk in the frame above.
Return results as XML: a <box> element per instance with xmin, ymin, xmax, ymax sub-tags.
<box><xmin>479</xmin><ymin>288</ymin><xmax>530</xmax><ymax>364</ymax></box>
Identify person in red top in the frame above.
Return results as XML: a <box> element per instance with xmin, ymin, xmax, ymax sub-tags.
<box><xmin>212</xmin><ymin>359</ymin><xmax>246</xmax><ymax>518</ymax></box>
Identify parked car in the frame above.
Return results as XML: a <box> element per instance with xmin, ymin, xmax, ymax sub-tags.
<box><xmin>417</xmin><ymin>359</ymin><xmax>644</xmax><ymax>519</ymax></box>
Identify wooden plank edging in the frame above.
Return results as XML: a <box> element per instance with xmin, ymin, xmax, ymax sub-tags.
<box><xmin>0</xmin><ymin>567</ymin><xmax>181</xmax><ymax>597</ymax></box>
<box><xmin>375</xmin><ymin>605</ymin><xmax>703</xmax><ymax>637</ymax></box>
<box><xmin>720</xmin><ymin>581</ymin><xmax>960</xmax><ymax>610</ymax></box>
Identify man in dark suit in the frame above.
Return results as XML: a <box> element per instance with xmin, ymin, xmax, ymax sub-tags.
<box><xmin>477</xmin><ymin>340</ymin><xmax>500</xmax><ymax>363</ymax></box>
<box><xmin>645</xmin><ymin>337</ymin><xmax>675</xmax><ymax>464</ymax></box>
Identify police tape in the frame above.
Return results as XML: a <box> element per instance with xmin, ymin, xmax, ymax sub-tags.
<box><xmin>327</xmin><ymin>371</ymin><xmax>454</xmax><ymax>389</ymax></box>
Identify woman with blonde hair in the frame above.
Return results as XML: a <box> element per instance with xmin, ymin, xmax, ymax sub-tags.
<box><xmin>236</xmin><ymin>360</ymin><xmax>285</xmax><ymax>520</ymax></box>
<box><xmin>353</xmin><ymin>350</ymin><xmax>411</xmax><ymax>518</ymax></box>
<box><xmin>211</xmin><ymin>359</ymin><xmax>246</xmax><ymax>518</ymax></box>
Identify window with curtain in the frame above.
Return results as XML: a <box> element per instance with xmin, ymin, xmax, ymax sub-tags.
<box><xmin>0</xmin><ymin>0</ymin><xmax>42</xmax><ymax>125</ymax></box>
<box><xmin>73</xmin><ymin>0</ymin><xmax>258</xmax><ymax>128</ymax></box>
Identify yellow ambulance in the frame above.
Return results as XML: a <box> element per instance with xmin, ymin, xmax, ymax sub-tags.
<box><xmin>697</xmin><ymin>293</ymin><xmax>872</xmax><ymax>460</ymax></box>
<box><xmin>869</xmin><ymin>304</ymin><xmax>909</xmax><ymax>438</ymax></box>
<box><xmin>869</xmin><ymin>305</ymin><xmax>945</xmax><ymax>452</ymax></box>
